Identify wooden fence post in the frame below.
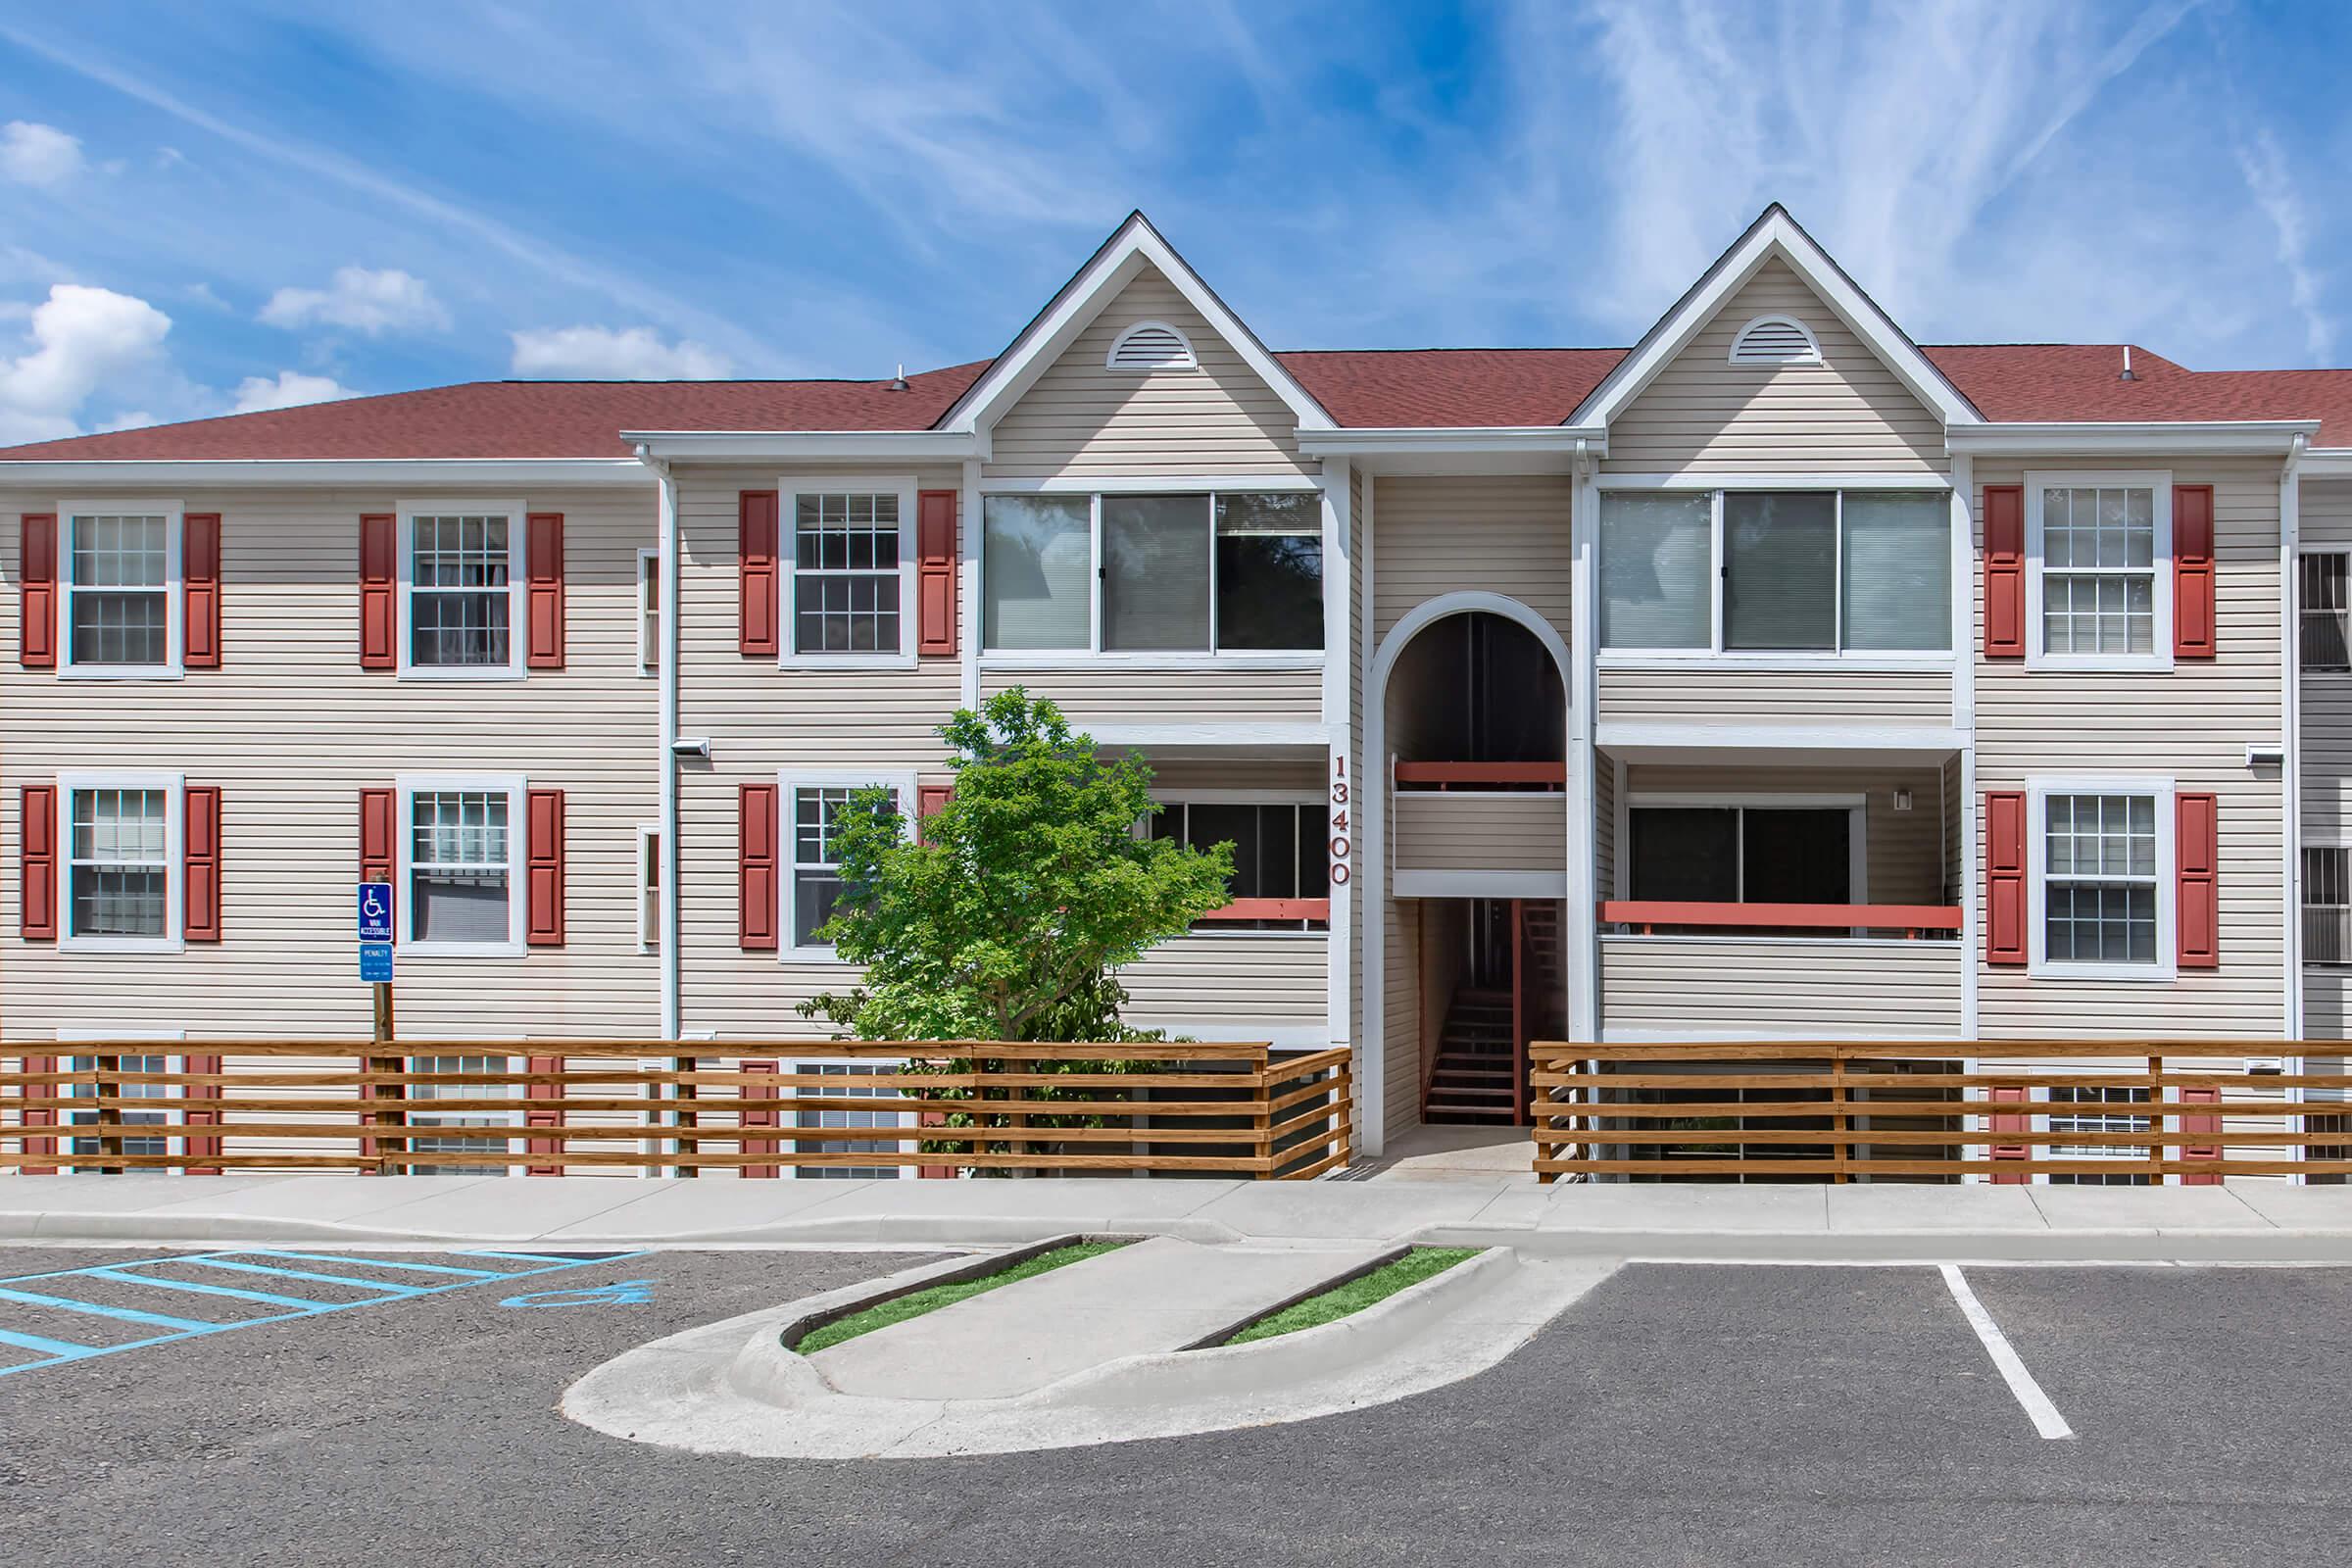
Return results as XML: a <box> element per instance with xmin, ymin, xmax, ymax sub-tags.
<box><xmin>672</xmin><ymin>1054</ymin><xmax>699</xmax><ymax>1178</ymax></box>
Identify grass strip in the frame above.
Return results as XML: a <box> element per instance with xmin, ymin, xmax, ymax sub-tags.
<box><xmin>1222</xmin><ymin>1247</ymin><xmax>1482</xmax><ymax>1346</ymax></box>
<box><xmin>791</xmin><ymin>1241</ymin><xmax>1128</xmax><ymax>1355</ymax></box>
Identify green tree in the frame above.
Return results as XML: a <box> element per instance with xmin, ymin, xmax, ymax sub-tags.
<box><xmin>798</xmin><ymin>687</ymin><xmax>1234</xmax><ymax>1043</ymax></box>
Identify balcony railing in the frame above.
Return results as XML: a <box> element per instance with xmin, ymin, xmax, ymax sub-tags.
<box><xmin>1196</xmin><ymin>897</ymin><xmax>1331</xmax><ymax>925</ymax></box>
<box><xmin>1393</xmin><ymin>761</ymin><xmax>1566</xmax><ymax>793</ymax></box>
<box><xmin>1600</xmin><ymin>900</ymin><xmax>1962</xmax><ymax>940</ymax></box>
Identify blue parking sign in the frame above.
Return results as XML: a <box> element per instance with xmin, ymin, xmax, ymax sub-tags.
<box><xmin>359</xmin><ymin>943</ymin><xmax>393</xmax><ymax>982</ymax></box>
<box><xmin>357</xmin><ymin>881</ymin><xmax>394</xmax><ymax>943</ymax></box>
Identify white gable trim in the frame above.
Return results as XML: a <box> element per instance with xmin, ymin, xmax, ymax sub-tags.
<box><xmin>1573</xmin><ymin>206</ymin><xmax>1982</xmax><ymax>431</ymax></box>
<box><xmin>938</xmin><ymin>212</ymin><xmax>1334</xmax><ymax>435</ymax></box>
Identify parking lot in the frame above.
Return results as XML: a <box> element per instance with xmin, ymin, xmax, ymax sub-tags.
<box><xmin>1</xmin><ymin>1247</ymin><xmax>2346</xmax><ymax>1567</ymax></box>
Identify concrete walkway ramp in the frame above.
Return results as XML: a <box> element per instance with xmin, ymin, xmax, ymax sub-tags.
<box><xmin>810</xmin><ymin>1238</ymin><xmax>1386</xmax><ymax>1400</ymax></box>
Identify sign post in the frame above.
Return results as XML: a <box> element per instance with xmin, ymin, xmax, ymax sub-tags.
<box><xmin>358</xmin><ymin>882</ymin><xmax>395</xmax><ymax>1042</ymax></box>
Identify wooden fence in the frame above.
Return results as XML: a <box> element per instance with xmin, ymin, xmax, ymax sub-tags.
<box><xmin>1531</xmin><ymin>1039</ymin><xmax>2352</xmax><ymax>1183</ymax></box>
<box><xmin>0</xmin><ymin>1041</ymin><xmax>1351</xmax><ymax>1180</ymax></box>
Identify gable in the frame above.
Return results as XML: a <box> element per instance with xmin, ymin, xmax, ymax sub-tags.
<box><xmin>1606</xmin><ymin>259</ymin><xmax>1946</xmax><ymax>474</ymax></box>
<box><xmin>987</xmin><ymin>265</ymin><xmax>1314</xmax><ymax>480</ymax></box>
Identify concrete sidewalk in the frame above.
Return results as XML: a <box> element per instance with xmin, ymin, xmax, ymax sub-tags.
<box><xmin>8</xmin><ymin>1174</ymin><xmax>2352</xmax><ymax>1260</ymax></box>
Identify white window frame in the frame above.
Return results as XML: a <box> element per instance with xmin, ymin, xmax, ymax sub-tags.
<box><xmin>2026</xmin><ymin>774</ymin><xmax>2177</xmax><ymax>982</ymax></box>
<box><xmin>58</xmin><ymin>500</ymin><xmax>183</xmax><ymax>681</ymax></box>
<box><xmin>780</xmin><ymin>475</ymin><xmax>919</xmax><ymax>670</ymax></box>
<box><xmin>57</xmin><ymin>1028</ymin><xmax>187</xmax><ymax>1170</ymax></box>
<box><xmin>637</xmin><ymin>820</ymin><xmax>661</xmax><ymax>955</ymax></box>
<box><xmin>976</xmin><ymin>478</ymin><xmax>1328</xmax><ymax>668</ymax></box>
<box><xmin>396</xmin><ymin>500</ymin><xmax>527</xmax><ymax>681</ymax></box>
<box><xmin>777</xmin><ymin>768</ymin><xmax>917</xmax><ymax>962</ymax></box>
<box><xmin>1592</xmin><ymin>479</ymin><xmax>1956</xmax><ymax>667</ymax></box>
<box><xmin>2296</xmin><ymin>545</ymin><xmax>2350</xmax><ymax>675</ymax></box>
<box><xmin>2023</xmin><ymin>470</ymin><xmax>2174</xmax><ymax>673</ymax></box>
<box><xmin>396</xmin><ymin>773</ymin><xmax>529</xmax><ymax>956</ymax></box>
<box><xmin>1622</xmin><ymin>791</ymin><xmax>1870</xmax><ymax>905</ymax></box>
<box><xmin>58</xmin><ymin>769</ymin><xmax>184</xmax><ymax>955</ymax></box>
<box><xmin>636</xmin><ymin>546</ymin><xmax>660</xmax><ymax>677</ymax></box>
<box><xmin>782</xmin><ymin>1055</ymin><xmax>917</xmax><ymax>1180</ymax></box>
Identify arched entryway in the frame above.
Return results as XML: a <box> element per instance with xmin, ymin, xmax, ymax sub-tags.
<box><xmin>1362</xmin><ymin>593</ymin><xmax>1572</xmax><ymax>1154</ymax></box>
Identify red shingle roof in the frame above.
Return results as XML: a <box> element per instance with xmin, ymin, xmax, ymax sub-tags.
<box><xmin>3</xmin><ymin>343</ymin><xmax>2348</xmax><ymax>460</ymax></box>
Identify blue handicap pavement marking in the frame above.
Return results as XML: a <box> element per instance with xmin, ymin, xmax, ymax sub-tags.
<box><xmin>500</xmin><ymin>1279</ymin><xmax>657</xmax><ymax>1308</ymax></box>
<box><xmin>0</xmin><ymin>1249</ymin><xmax>646</xmax><ymax>1377</ymax></box>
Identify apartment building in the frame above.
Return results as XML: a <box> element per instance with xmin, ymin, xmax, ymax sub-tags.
<box><xmin>4</xmin><ymin>205</ymin><xmax>2350</xmax><ymax>1174</ymax></box>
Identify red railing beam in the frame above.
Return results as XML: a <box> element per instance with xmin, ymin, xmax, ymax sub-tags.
<box><xmin>1197</xmin><ymin>898</ymin><xmax>1332</xmax><ymax>923</ymax></box>
<box><xmin>1393</xmin><ymin>761</ymin><xmax>1567</xmax><ymax>787</ymax></box>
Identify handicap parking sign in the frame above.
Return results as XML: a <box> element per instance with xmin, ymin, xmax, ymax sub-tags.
<box><xmin>357</xmin><ymin>882</ymin><xmax>394</xmax><ymax>943</ymax></box>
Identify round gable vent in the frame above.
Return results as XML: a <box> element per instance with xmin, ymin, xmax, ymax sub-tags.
<box><xmin>1729</xmin><ymin>315</ymin><xmax>1822</xmax><ymax>366</ymax></box>
<box><xmin>1106</xmin><ymin>320</ymin><xmax>1198</xmax><ymax>371</ymax></box>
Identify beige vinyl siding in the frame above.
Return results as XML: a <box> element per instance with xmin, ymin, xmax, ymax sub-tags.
<box><xmin>2300</xmin><ymin>481</ymin><xmax>2352</xmax><ymax>837</ymax></box>
<box><xmin>1620</xmin><ymin>762</ymin><xmax>1954</xmax><ymax>906</ymax></box>
<box><xmin>672</xmin><ymin>464</ymin><xmax>964</xmax><ymax>1039</ymax></box>
<box><xmin>1392</xmin><ymin>793</ymin><xmax>1566</xmax><ymax>873</ymax></box>
<box><xmin>2304</xmin><ymin>969</ymin><xmax>2352</xmax><ymax>1040</ymax></box>
<box><xmin>1384</xmin><ymin>896</ymin><xmax>1420</xmax><ymax>1140</ymax></box>
<box><xmin>987</xmin><ymin>266</ymin><xmax>1312</xmax><ymax>481</ymax></box>
<box><xmin>1597</xmin><ymin>665</ymin><xmax>1954</xmax><ymax>729</ymax></box>
<box><xmin>1118</xmin><ymin>933</ymin><xmax>1329</xmax><ymax>1034</ymax></box>
<box><xmin>1604</xmin><ymin>258</ymin><xmax>1947</xmax><ymax>475</ymax></box>
<box><xmin>0</xmin><ymin>483</ymin><xmax>661</xmax><ymax>1044</ymax></box>
<box><xmin>1147</xmin><ymin>756</ymin><xmax>1323</xmax><ymax>795</ymax></box>
<box><xmin>1369</xmin><ymin>475</ymin><xmax>1573</xmax><ymax>646</ymax></box>
<box><xmin>1973</xmin><ymin>457</ymin><xmax>2287</xmax><ymax>1039</ymax></box>
<box><xmin>1599</xmin><ymin>937</ymin><xmax>1962</xmax><ymax>1038</ymax></box>
<box><xmin>980</xmin><ymin>665</ymin><xmax>1321</xmax><ymax>730</ymax></box>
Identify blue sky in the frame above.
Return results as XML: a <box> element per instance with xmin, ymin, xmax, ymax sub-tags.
<box><xmin>1</xmin><ymin>1</ymin><xmax>2345</xmax><ymax>442</ymax></box>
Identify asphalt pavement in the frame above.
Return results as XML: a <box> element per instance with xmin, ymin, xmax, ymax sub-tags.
<box><xmin>1</xmin><ymin>1247</ymin><xmax>2346</xmax><ymax>1567</ymax></box>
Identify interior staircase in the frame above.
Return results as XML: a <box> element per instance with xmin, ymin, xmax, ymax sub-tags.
<box><xmin>1421</xmin><ymin>900</ymin><xmax>1565</xmax><ymax>1127</ymax></box>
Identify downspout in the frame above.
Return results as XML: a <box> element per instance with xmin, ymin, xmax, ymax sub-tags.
<box><xmin>2282</xmin><ymin>433</ymin><xmax>2307</xmax><ymax>1047</ymax></box>
<box><xmin>635</xmin><ymin>443</ymin><xmax>683</xmax><ymax>1041</ymax></box>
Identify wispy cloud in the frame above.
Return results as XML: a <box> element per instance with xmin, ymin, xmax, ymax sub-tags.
<box><xmin>510</xmin><ymin>324</ymin><xmax>732</xmax><ymax>379</ymax></box>
<box><xmin>2233</xmin><ymin>129</ymin><xmax>2333</xmax><ymax>362</ymax></box>
<box><xmin>229</xmin><ymin>368</ymin><xmax>358</xmax><ymax>413</ymax></box>
<box><xmin>0</xmin><ymin>120</ymin><xmax>84</xmax><ymax>186</ymax></box>
<box><xmin>260</xmin><ymin>267</ymin><xmax>448</xmax><ymax>336</ymax></box>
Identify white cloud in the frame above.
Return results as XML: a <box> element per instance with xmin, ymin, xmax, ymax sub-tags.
<box><xmin>0</xmin><ymin>283</ymin><xmax>172</xmax><ymax>444</ymax></box>
<box><xmin>0</xmin><ymin>121</ymin><xmax>85</xmax><ymax>187</ymax></box>
<box><xmin>509</xmin><ymin>324</ymin><xmax>733</xmax><ymax>379</ymax></box>
<box><xmin>229</xmin><ymin>369</ymin><xmax>360</xmax><ymax>414</ymax></box>
<box><xmin>259</xmin><ymin>266</ymin><xmax>449</xmax><ymax>335</ymax></box>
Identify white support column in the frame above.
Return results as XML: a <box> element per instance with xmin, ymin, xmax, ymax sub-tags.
<box><xmin>1358</xmin><ymin>472</ymin><xmax>1385</xmax><ymax>1155</ymax></box>
<box><xmin>644</xmin><ymin>450</ymin><xmax>684</xmax><ymax>1043</ymax></box>
<box><xmin>1567</xmin><ymin>448</ymin><xmax>1600</xmax><ymax>1042</ymax></box>
<box><xmin>1321</xmin><ymin>458</ymin><xmax>1354</xmax><ymax>1067</ymax></box>
<box><xmin>2283</xmin><ymin>437</ymin><xmax>2307</xmax><ymax>1045</ymax></box>
<box><xmin>1952</xmin><ymin>454</ymin><xmax>1979</xmax><ymax>1038</ymax></box>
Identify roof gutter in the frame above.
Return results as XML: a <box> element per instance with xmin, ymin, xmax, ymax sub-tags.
<box><xmin>619</xmin><ymin>429</ymin><xmax>987</xmax><ymax>462</ymax></box>
<box><xmin>2297</xmin><ymin>447</ymin><xmax>2352</xmax><ymax>477</ymax></box>
<box><xmin>1945</xmin><ymin>420</ymin><xmax>2323</xmax><ymax>457</ymax></box>
<box><xmin>0</xmin><ymin>458</ymin><xmax>652</xmax><ymax>486</ymax></box>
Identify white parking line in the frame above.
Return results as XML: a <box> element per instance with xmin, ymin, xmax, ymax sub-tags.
<box><xmin>1938</xmin><ymin>1263</ymin><xmax>2074</xmax><ymax>1441</ymax></box>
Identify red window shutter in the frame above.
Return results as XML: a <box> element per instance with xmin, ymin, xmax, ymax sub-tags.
<box><xmin>184</xmin><ymin>785</ymin><xmax>222</xmax><ymax>942</ymax></box>
<box><xmin>359</xmin><ymin>788</ymin><xmax>396</xmax><ymax>885</ymax></box>
<box><xmin>21</xmin><ymin>1053</ymin><xmax>57</xmax><ymax>1173</ymax></box>
<box><xmin>526</xmin><ymin>1054</ymin><xmax>563</xmax><ymax>1174</ymax></box>
<box><xmin>21</xmin><ymin>513</ymin><xmax>56</xmax><ymax>668</ymax></box>
<box><xmin>2180</xmin><ymin>1084</ymin><xmax>2223</xmax><ymax>1184</ymax></box>
<box><xmin>184</xmin><ymin>1053</ymin><xmax>224</xmax><ymax>1173</ymax></box>
<box><xmin>2177</xmin><ymin>791</ymin><xmax>2220</xmax><ymax>968</ymax></box>
<box><xmin>739</xmin><ymin>782</ymin><xmax>779</xmax><ymax>950</ymax></box>
<box><xmin>916</xmin><ymin>488</ymin><xmax>958</xmax><ymax>657</ymax></box>
<box><xmin>2173</xmin><ymin>483</ymin><xmax>2216</xmax><ymax>659</ymax></box>
<box><xmin>21</xmin><ymin>784</ymin><xmax>57</xmax><ymax>941</ymax></box>
<box><xmin>1983</xmin><ymin>484</ymin><xmax>2025</xmax><ymax>658</ymax></box>
<box><xmin>740</xmin><ymin>490</ymin><xmax>780</xmax><ymax>657</ymax></box>
<box><xmin>1984</xmin><ymin>790</ymin><xmax>2028</xmax><ymax>965</ymax></box>
<box><xmin>1988</xmin><ymin>1085</ymin><xmax>2029</xmax><ymax>1183</ymax></box>
<box><xmin>183</xmin><ymin>512</ymin><xmax>222</xmax><ymax>668</ymax></box>
<box><xmin>525</xmin><ymin>512</ymin><xmax>565</xmax><ymax>669</ymax></box>
<box><xmin>359</xmin><ymin>514</ymin><xmax>396</xmax><ymax>668</ymax></box>
<box><xmin>525</xmin><ymin>788</ymin><xmax>565</xmax><ymax>946</ymax></box>
<box><xmin>916</xmin><ymin>782</ymin><xmax>954</xmax><ymax>844</ymax></box>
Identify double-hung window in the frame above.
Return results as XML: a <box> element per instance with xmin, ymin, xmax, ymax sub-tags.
<box><xmin>2045</xmin><ymin>1084</ymin><xmax>2154</xmax><ymax>1186</ymax></box>
<box><xmin>2028</xmin><ymin>778</ymin><xmax>2174</xmax><ymax>979</ymax></box>
<box><xmin>637</xmin><ymin>548</ymin><xmax>661</xmax><ymax>674</ymax></box>
<box><xmin>785</xmin><ymin>479</ymin><xmax>916</xmax><ymax>665</ymax></box>
<box><xmin>1149</xmin><ymin>799</ymin><xmax>1332</xmax><ymax>930</ymax></box>
<box><xmin>401</xmin><ymin>503</ymin><xmax>523</xmax><ymax>675</ymax></box>
<box><xmin>64</xmin><ymin>1053</ymin><xmax>179</xmax><ymax>1167</ymax></box>
<box><xmin>398</xmin><ymin>775</ymin><xmax>527</xmax><ymax>955</ymax></box>
<box><xmin>2025</xmin><ymin>473</ymin><xmax>2172</xmax><ymax>670</ymax></box>
<box><xmin>780</xmin><ymin>770</ymin><xmax>915</xmax><ymax>958</ymax></box>
<box><xmin>1597</xmin><ymin>488</ymin><xmax>1950</xmax><ymax>655</ymax></box>
<box><xmin>407</xmin><ymin>1054</ymin><xmax>516</xmax><ymax>1174</ymax></box>
<box><xmin>2299</xmin><ymin>551</ymin><xmax>2349</xmax><ymax>672</ymax></box>
<box><xmin>981</xmin><ymin>488</ymin><xmax>1323</xmax><ymax>657</ymax></box>
<box><xmin>60</xmin><ymin>502</ymin><xmax>180</xmax><ymax>677</ymax></box>
<box><xmin>2305</xmin><ymin>846</ymin><xmax>2350</xmax><ymax>965</ymax></box>
<box><xmin>789</xmin><ymin>1060</ymin><xmax>913</xmax><ymax>1179</ymax></box>
<box><xmin>59</xmin><ymin>770</ymin><xmax>182</xmax><ymax>953</ymax></box>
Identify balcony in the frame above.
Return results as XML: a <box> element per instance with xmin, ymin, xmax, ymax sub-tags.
<box><xmin>1598</xmin><ymin>902</ymin><xmax>1963</xmax><ymax>1040</ymax></box>
<box><xmin>1393</xmin><ymin>762</ymin><xmax>1567</xmax><ymax>896</ymax></box>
